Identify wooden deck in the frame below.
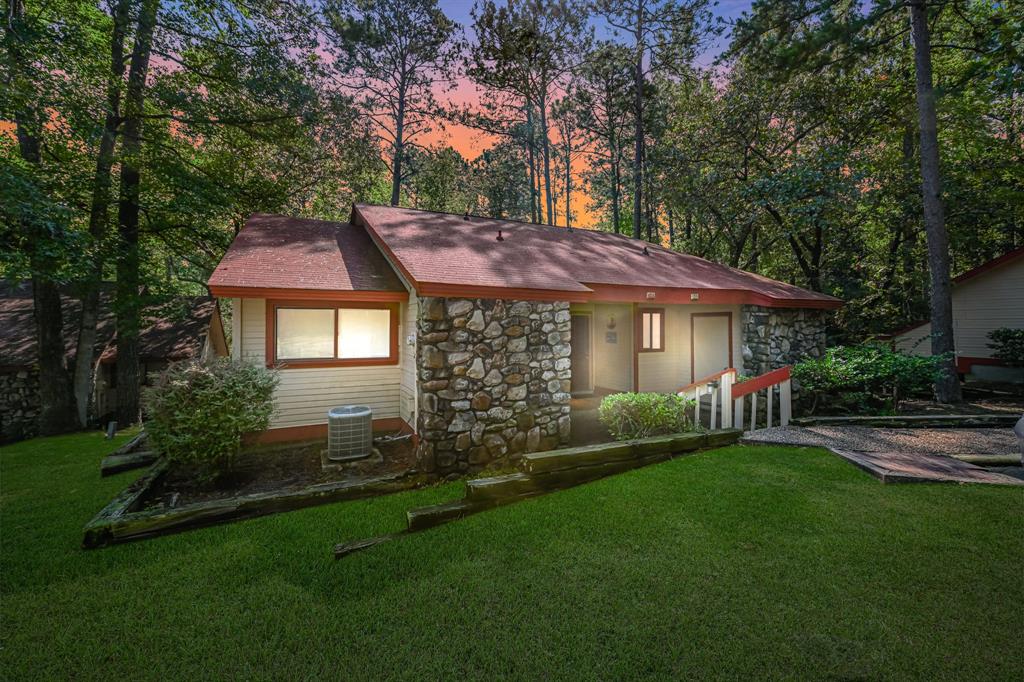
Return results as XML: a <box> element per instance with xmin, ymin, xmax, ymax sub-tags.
<box><xmin>743</xmin><ymin>425</ymin><xmax>1023</xmax><ymax>486</ymax></box>
<box><xmin>829</xmin><ymin>449</ymin><xmax>1023</xmax><ymax>486</ymax></box>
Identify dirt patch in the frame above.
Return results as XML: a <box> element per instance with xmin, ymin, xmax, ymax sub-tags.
<box><xmin>140</xmin><ymin>437</ymin><xmax>416</xmax><ymax>510</ymax></box>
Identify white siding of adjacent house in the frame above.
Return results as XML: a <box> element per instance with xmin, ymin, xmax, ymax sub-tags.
<box><xmin>893</xmin><ymin>257</ymin><xmax>1023</xmax><ymax>359</ymax></box>
<box><xmin>951</xmin><ymin>260</ymin><xmax>1024</xmax><ymax>357</ymax></box>
<box><xmin>235</xmin><ymin>297</ymin><xmax>406</xmax><ymax>430</ymax></box>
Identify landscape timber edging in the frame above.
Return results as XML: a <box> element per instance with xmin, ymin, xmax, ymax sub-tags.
<box><xmin>398</xmin><ymin>429</ymin><xmax>743</xmax><ymax>538</ymax></box>
<box><xmin>83</xmin><ymin>466</ymin><xmax>426</xmax><ymax>549</ymax></box>
<box><xmin>790</xmin><ymin>414</ymin><xmax>1018</xmax><ymax>428</ymax></box>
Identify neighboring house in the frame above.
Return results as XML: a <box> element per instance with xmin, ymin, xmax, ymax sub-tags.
<box><xmin>883</xmin><ymin>247</ymin><xmax>1024</xmax><ymax>381</ymax></box>
<box><xmin>0</xmin><ymin>283</ymin><xmax>228</xmax><ymax>442</ymax></box>
<box><xmin>208</xmin><ymin>206</ymin><xmax>840</xmax><ymax>473</ymax></box>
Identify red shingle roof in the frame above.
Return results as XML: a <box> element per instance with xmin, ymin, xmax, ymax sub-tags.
<box><xmin>207</xmin><ymin>213</ymin><xmax>406</xmax><ymax>294</ymax></box>
<box><xmin>207</xmin><ymin>207</ymin><xmax>841</xmax><ymax>308</ymax></box>
<box><xmin>353</xmin><ymin>205</ymin><xmax>840</xmax><ymax>307</ymax></box>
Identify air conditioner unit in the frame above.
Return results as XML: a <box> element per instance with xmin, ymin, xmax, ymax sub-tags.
<box><xmin>327</xmin><ymin>405</ymin><xmax>373</xmax><ymax>461</ymax></box>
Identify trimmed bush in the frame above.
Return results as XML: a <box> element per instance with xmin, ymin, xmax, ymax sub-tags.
<box><xmin>792</xmin><ymin>344</ymin><xmax>940</xmax><ymax>415</ymax></box>
<box><xmin>598</xmin><ymin>392</ymin><xmax>698</xmax><ymax>441</ymax></box>
<box><xmin>144</xmin><ymin>359</ymin><xmax>278</xmax><ymax>480</ymax></box>
<box><xmin>987</xmin><ymin>328</ymin><xmax>1024</xmax><ymax>367</ymax></box>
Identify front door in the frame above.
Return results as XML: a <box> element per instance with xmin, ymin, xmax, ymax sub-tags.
<box><xmin>570</xmin><ymin>314</ymin><xmax>593</xmax><ymax>394</ymax></box>
<box><xmin>691</xmin><ymin>313</ymin><xmax>732</xmax><ymax>382</ymax></box>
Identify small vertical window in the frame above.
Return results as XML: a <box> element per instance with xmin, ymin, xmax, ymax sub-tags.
<box><xmin>639</xmin><ymin>310</ymin><xmax>664</xmax><ymax>352</ymax></box>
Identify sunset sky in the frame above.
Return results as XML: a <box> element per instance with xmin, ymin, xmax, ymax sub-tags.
<box><xmin>427</xmin><ymin>0</ymin><xmax>753</xmax><ymax>228</ymax></box>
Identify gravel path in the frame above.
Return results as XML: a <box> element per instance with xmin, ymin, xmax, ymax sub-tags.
<box><xmin>743</xmin><ymin>425</ymin><xmax>1020</xmax><ymax>456</ymax></box>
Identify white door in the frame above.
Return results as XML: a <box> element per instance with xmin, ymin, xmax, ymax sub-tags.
<box><xmin>691</xmin><ymin>313</ymin><xmax>732</xmax><ymax>382</ymax></box>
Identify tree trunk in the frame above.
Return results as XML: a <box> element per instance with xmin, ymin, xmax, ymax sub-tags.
<box><xmin>390</xmin><ymin>79</ymin><xmax>407</xmax><ymax>206</ymax></box>
<box><xmin>632</xmin><ymin>5</ymin><xmax>645</xmax><ymax>240</ymax></box>
<box><xmin>611</xmin><ymin>147</ymin><xmax>621</xmax><ymax>234</ymax></box>
<box><xmin>537</xmin><ymin>92</ymin><xmax>554</xmax><ymax>225</ymax></box>
<box><xmin>564</xmin><ymin>145</ymin><xmax>571</xmax><ymax>228</ymax></box>
<box><xmin>525</xmin><ymin>105</ymin><xmax>538</xmax><ymax>223</ymax></box>
<box><xmin>73</xmin><ymin>0</ymin><xmax>131</xmax><ymax>427</ymax></box>
<box><xmin>910</xmin><ymin>0</ymin><xmax>961</xmax><ymax>403</ymax></box>
<box><xmin>115</xmin><ymin>0</ymin><xmax>159</xmax><ymax>427</ymax></box>
<box><xmin>7</xmin><ymin>0</ymin><xmax>78</xmax><ymax>434</ymax></box>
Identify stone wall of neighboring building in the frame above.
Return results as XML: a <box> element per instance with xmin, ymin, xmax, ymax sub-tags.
<box><xmin>740</xmin><ymin>305</ymin><xmax>828</xmax><ymax>375</ymax></box>
<box><xmin>0</xmin><ymin>368</ymin><xmax>40</xmax><ymax>443</ymax></box>
<box><xmin>415</xmin><ymin>297</ymin><xmax>572</xmax><ymax>475</ymax></box>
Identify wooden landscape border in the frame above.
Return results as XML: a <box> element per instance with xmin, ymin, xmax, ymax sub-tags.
<box><xmin>83</xmin><ymin>464</ymin><xmax>426</xmax><ymax>549</ymax></box>
<box><xmin>335</xmin><ymin>428</ymin><xmax>744</xmax><ymax>558</ymax></box>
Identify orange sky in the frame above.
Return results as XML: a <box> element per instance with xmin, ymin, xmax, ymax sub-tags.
<box><xmin>422</xmin><ymin>78</ymin><xmax>600</xmax><ymax>229</ymax></box>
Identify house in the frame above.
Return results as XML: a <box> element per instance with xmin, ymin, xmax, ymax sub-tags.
<box><xmin>884</xmin><ymin>247</ymin><xmax>1024</xmax><ymax>381</ymax></box>
<box><xmin>208</xmin><ymin>206</ymin><xmax>840</xmax><ymax>473</ymax></box>
<box><xmin>0</xmin><ymin>283</ymin><xmax>228</xmax><ymax>442</ymax></box>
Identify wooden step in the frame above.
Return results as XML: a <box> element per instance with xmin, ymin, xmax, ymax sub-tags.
<box><xmin>520</xmin><ymin>442</ymin><xmax>635</xmax><ymax>474</ymax></box>
<box><xmin>705</xmin><ymin>428</ymin><xmax>743</xmax><ymax>447</ymax></box>
<box><xmin>406</xmin><ymin>499</ymin><xmax>479</xmax><ymax>532</ymax></box>
<box><xmin>465</xmin><ymin>472</ymin><xmax>541</xmax><ymax>503</ymax></box>
<box><xmin>100</xmin><ymin>450</ymin><xmax>160</xmax><ymax>477</ymax></box>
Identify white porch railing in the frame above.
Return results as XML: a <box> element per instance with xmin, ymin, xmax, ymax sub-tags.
<box><xmin>678</xmin><ymin>366</ymin><xmax>792</xmax><ymax>432</ymax></box>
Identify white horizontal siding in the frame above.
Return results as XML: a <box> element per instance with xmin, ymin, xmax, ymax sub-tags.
<box><xmin>894</xmin><ymin>323</ymin><xmax>933</xmax><ymax>356</ymax></box>
<box><xmin>236</xmin><ymin>296</ymin><xmax>404</xmax><ymax>430</ymax></box>
<box><xmin>894</xmin><ymin>258</ymin><xmax>1023</xmax><ymax>359</ymax></box>
<box><xmin>240</xmin><ymin>298</ymin><xmax>266</xmax><ymax>364</ymax></box>
<box><xmin>952</xmin><ymin>261</ymin><xmax>1024</xmax><ymax>357</ymax></box>
<box><xmin>399</xmin><ymin>293</ymin><xmax>418</xmax><ymax>427</ymax></box>
<box><xmin>271</xmin><ymin>366</ymin><xmax>402</xmax><ymax>428</ymax></box>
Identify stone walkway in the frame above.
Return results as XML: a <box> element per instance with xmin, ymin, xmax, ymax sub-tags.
<box><xmin>742</xmin><ymin>425</ymin><xmax>1023</xmax><ymax>486</ymax></box>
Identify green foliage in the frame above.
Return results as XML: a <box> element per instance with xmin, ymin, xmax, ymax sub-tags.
<box><xmin>598</xmin><ymin>392</ymin><xmax>698</xmax><ymax>440</ymax></box>
<box><xmin>143</xmin><ymin>360</ymin><xmax>278</xmax><ymax>479</ymax></box>
<box><xmin>987</xmin><ymin>328</ymin><xmax>1024</xmax><ymax>367</ymax></box>
<box><xmin>792</xmin><ymin>345</ymin><xmax>941</xmax><ymax>415</ymax></box>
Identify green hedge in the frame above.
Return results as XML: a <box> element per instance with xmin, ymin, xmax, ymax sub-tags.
<box><xmin>792</xmin><ymin>344</ymin><xmax>940</xmax><ymax>415</ymax></box>
<box><xmin>143</xmin><ymin>359</ymin><xmax>278</xmax><ymax>481</ymax></box>
<box><xmin>598</xmin><ymin>392</ymin><xmax>698</xmax><ymax>441</ymax></box>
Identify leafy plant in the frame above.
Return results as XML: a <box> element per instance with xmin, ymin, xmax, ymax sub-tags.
<box><xmin>792</xmin><ymin>344</ymin><xmax>941</xmax><ymax>415</ymax></box>
<box><xmin>143</xmin><ymin>360</ymin><xmax>278</xmax><ymax>481</ymax></box>
<box><xmin>987</xmin><ymin>328</ymin><xmax>1024</xmax><ymax>367</ymax></box>
<box><xmin>598</xmin><ymin>392</ymin><xmax>698</xmax><ymax>441</ymax></box>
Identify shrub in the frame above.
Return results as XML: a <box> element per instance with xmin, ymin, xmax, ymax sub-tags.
<box><xmin>987</xmin><ymin>328</ymin><xmax>1024</xmax><ymax>367</ymax></box>
<box><xmin>598</xmin><ymin>392</ymin><xmax>697</xmax><ymax>441</ymax></box>
<box><xmin>143</xmin><ymin>359</ymin><xmax>278</xmax><ymax>480</ymax></box>
<box><xmin>791</xmin><ymin>344</ymin><xmax>940</xmax><ymax>415</ymax></box>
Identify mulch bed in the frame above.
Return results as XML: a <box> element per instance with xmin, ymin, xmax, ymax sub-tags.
<box><xmin>139</xmin><ymin>437</ymin><xmax>416</xmax><ymax>511</ymax></box>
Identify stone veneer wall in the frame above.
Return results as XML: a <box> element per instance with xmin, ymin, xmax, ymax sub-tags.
<box><xmin>740</xmin><ymin>305</ymin><xmax>828</xmax><ymax>374</ymax></box>
<box><xmin>0</xmin><ymin>368</ymin><xmax>41</xmax><ymax>443</ymax></box>
<box><xmin>415</xmin><ymin>297</ymin><xmax>571</xmax><ymax>475</ymax></box>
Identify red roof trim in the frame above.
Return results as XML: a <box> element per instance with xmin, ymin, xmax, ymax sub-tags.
<box><xmin>953</xmin><ymin>246</ymin><xmax>1024</xmax><ymax>284</ymax></box>
<box><xmin>583</xmin><ymin>284</ymin><xmax>842</xmax><ymax>309</ymax></box>
<box><xmin>209</xmin><ymin>285</ymin><xmax>407</xmax><ymax>302</ymax></box>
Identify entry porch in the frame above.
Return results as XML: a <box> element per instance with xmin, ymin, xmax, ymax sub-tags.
<box><xmin>568</xmin><ymin>302</ymin><xmax>743</xmax><ymax>397</ymax></box>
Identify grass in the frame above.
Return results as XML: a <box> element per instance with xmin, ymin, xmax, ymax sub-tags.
<box><xmin>2</xmin><ymin>431</ymin><xmax>1022</xmax><ymax>680</ymax></box>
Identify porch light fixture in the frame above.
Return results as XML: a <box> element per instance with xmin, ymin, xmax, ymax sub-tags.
<box><xmin>646</xmin><ymin>291</ymin><xmax>656</xmax><ymax>299</ymax></box>
<box><xmin>690</xmin><ymin>292</ymin><xmax>700</xmax><ymax>301</ymax></box>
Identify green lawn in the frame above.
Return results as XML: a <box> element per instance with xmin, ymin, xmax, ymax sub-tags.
<box><xmin>2</xmin><ymin>432</ymin><xmax>1022</xmax><ymax>680</ymax></box>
